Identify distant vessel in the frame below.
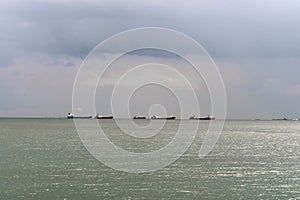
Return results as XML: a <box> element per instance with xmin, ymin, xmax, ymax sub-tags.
<box><xmin>151</xmin><ymin>115</ymin><xmax>175</xmax><ymax>120</ymax></box>
<box><xmin>272</xmin><ymin>118</ymin><xmax>288</xmax><ymax>121</ymax></box>
<box><xmin>190</xmin><ymin>114</ymin><xmax>215</xmax><ymax>120</ymax></box>
<box><xmin>67</xmin><ymin>113</ymin><xmax>74</xmax><ymax>118</ymax></box>
<box><xmin>133</xmin><ymin>115</ymin><xmax>146</xmax><ymax>119</ymax></box>
<box><xmin>95</xmin><ymin>114</ymin><xmax>113</xmax><ymax>119</ymax></box>
<box><xmin>67</xmin><ymin>113</ymin><xmax>92</xmax><ymax>119</ymax></box>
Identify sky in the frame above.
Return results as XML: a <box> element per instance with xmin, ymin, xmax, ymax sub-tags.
<box><xmin>0</xmin><ymin>0</ymin><xmax>299</xmax><ymax>119</ymax></box>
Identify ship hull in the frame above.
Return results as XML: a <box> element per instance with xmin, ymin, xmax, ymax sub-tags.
<box><xmin>133</xmin><ymin>116</ymin><xmax>146</xmax><ymax>119</ymax></box>
<box><xmin>67</xmin><ymin>116</ymin><xmax>92</xmax><ymax>119</ymax></box>
<box><xmin>95</xmin><ymin>116</ymin><xmax>113</xmax><ymax>119</ymax></box>
<box><xmin>151</xmin><ymin>116</ymin><xmax>175</xmax><ymax>120</ymax></box>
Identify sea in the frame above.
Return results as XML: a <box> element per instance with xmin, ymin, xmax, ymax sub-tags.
<box><xmin>0</xmin><ymin>119</ymin><xmax>299</xmax><ymax>199</ymax></box>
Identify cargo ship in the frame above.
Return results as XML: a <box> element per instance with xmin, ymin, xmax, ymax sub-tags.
<box><xmin>67</xmin><ymin>113</ymin><xmax>92</xmax><ymax>119</ymax></box>
<box><xmin>133</xmin><ymin>115</ymin><xmax>146</xmax><ymax>119</ymax></box>
<box><xmin>189</xmin><ymin>114</ymin><xmax>215</xmax><ymax>120</ymax></box>
<box><xmin>151</xmin><ymin>115</ymin><xmax>176</xmax><ymax>120</ymax></box>
<box><xmin>95</xmin><ymin>114</ymin><xmax>113</xmax><ymax>119</ymax></box>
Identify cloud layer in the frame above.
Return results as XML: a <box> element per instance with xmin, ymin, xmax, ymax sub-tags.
<box><xmin>0</xmin><ymin>0</ymin><xmax>299</xmax><ymax>119</ymax></box>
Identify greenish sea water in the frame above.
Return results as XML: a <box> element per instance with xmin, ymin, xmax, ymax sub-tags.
<box><xmin>0</xmin><ymin>119</ymin><xmax>299</xmax><ymax>199</ymax></box>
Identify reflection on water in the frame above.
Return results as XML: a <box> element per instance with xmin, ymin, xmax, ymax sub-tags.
<box><xmin>0</xmin><ymin>119</ymin><xmax>299</xmax><ymax>199</ymax></box>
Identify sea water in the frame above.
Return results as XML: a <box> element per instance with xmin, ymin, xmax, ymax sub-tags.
<box><xmin>0</xmin><ymin>119</ymin><xmax>299</xmax><ymax>199</ymax></box>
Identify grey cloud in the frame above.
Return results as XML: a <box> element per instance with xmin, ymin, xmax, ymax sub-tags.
<box><xmin>1</xmin><ymin>0</ymin><xmax>300</xmax><ymax>67</ymax></box>
<box><xmin>0</xmin><ymin>0</ymin><xmax>300</xmax><ymax>118</ymax></box>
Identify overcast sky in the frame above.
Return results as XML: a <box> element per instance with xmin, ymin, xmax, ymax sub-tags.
<box><xmin>0</xmin><ymin>0</ymin><xmax>299</xmax><ymax>119</ymax></box>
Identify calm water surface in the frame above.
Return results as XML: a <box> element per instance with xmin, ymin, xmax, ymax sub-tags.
<box><xmin>0</xmin><ymin>119</ymin><xmax>299</xmax><ymax>199</ymax></box>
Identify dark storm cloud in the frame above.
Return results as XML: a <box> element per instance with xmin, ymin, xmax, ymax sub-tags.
<box><xmin>0</xmin><ymin>2</ymin><xmax>100</xmax><ymax>64</ymax></box>
<box><xmin>1</xmin><ymin>0</ymin><xmax>300</xmax><ymax>66</ymax></box>
<box><xmin>0</xmin><ymin>1</ymin><xmax>140</xmax><ymax>66</ymax></box>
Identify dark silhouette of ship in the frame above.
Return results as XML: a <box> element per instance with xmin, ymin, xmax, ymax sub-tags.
<box><xmin>67</xmin><ymin>113</ymin><xmax>92</xmax><ymax>119</ymax></box>
<box><xmin>95</xmin><ymin>114</ymin><xmax>113</xmax><ymax>119</ymax></box>
<box><xmin>151</xmin><ymin>115</ymin><xmax>175</xmax><ymax>120</ymax></box>
<box><xmin>190</xmin><ymin>114</ymin><xmax>215</xmax><ymax>120</ymax></box>
<box><xmin>133</xmin><ymin>115</ymin><xmax>146</xmax><ymax>119</ymax></box>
